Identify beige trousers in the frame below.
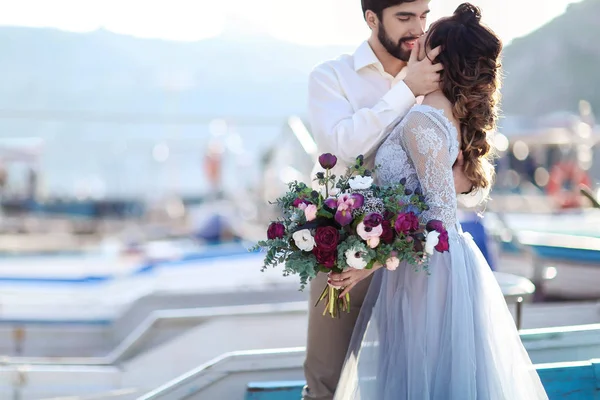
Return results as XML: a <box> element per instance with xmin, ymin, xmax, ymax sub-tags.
<box><xmin>302</xmin><ymin>271</ymin><xmax>373</xmax><ymax>400</ymax></box>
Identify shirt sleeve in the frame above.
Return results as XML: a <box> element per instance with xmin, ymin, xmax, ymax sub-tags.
<box><xmin>308</xmin><ymin>63</ymin><xmax>416</xmax><ymax>164</ymax></box>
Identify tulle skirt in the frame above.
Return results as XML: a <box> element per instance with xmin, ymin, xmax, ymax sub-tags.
<box><xmin>334</xmin><ymin>228</ymin><xmax>548</xmax><ymax>400</ymax></box>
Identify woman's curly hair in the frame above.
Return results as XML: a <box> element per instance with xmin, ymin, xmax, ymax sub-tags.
<box><xmin>425</xmin><ymin>3</ymin><xmax>503</xmax><ymax>191</ymax></box>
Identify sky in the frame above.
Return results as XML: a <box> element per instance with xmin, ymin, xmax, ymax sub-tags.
<box><xmin>0</xmin><ymin>0</ymin><xmax>585</xmax><ymax>46</ymax></box>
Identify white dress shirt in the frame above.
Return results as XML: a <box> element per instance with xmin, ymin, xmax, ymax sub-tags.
<box><xmin>308</xmin><ymin>41</ymin><xmax>416</xmax><ymax>180</ymax></box>
<box><xmin>307</xmin><ymin>41</ymin><xmax>484</xmax><ymax>207</ymax></box>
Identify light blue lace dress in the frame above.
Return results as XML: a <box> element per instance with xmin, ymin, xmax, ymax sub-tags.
<box><xmin>334</xmin><ymin>105</ymin><xmax>548</xmax><ymax>400</ymax></box>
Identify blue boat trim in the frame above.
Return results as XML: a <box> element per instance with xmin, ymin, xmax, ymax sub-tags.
<box><xmin>0</xmin><ymin>276</ymin><xmax>112</xmax><ymax>284</ymax></box>
<box><xmin>533</xmin><ymin>245</ymin><xmax>600</xmax><ymax>263</ymax></box>
<box><xmin>244</xmin><ymin>359</ymin><xmax>600</xmax><ymax>400</ymax></box>
<box><xmin>501</xmin><ymin>241</ymin><xmax>600</xmax><ymax>264</ymax></box>
<box><xmin>247</xmin><ymin>381</ymin><xmax>307</xmax><ymax>392</ymax></box>
<box><xmin>0</xmin><ymin>243</ymin><xmax>259</xmax><ymax>285</ymax></box>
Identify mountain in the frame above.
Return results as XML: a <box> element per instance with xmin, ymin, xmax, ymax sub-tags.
<box><xmin>0</xmin><ymin>0</ymin><xmax>597</xmax><ymax>126</ymax></box>
<box><xmin>500</xmin><ymin>0</ymin><xmax>600</xmax><ymax>116</ymax></box>
<box><xmin>0</xmin><ymin>25</ymin><xmax>352</xmax><ymax>121</ymax></box>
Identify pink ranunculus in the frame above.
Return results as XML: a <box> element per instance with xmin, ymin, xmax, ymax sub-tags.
<box><xmin>356</xmin><ymin>221</ymin><xmax>383</xmax><ymax>241</ymax></box>
<box><xmin>304</xmin><ymin>204</ymin><xmax>318</xmax><ymax>221</ymax></box>
<box><xmin>385</xmin><ymin>256</ymin><xmax>400</xmax><ymax>271</ymax></box>
<box><xmin>367</xmin><ymin>237</ymin><xmax>380</xmax><ymax>248</ymax></box>
<box><xmin>363</xmin><ymin>212</ymin><xmax>383</xmax><ymax>228</ymax></box>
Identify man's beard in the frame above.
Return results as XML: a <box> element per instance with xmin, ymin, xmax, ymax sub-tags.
<box><xmin>378</xmin><ymin>23</ymin><xmax>418</xmax><ymax>62</ymax></box>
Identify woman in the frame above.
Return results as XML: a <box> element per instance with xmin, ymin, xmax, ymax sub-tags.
<box><xmin>330</xmin><ymin>4</ymin><xmax>548</xmax><ymax>399</ymax></box>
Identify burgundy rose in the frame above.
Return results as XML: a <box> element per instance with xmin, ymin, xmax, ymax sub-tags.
<box><xmin>293</xmin><ymin>198</ymin><xmax>311</xmax><ymax>208</ymax></box>
<box><xmin>426</xmin><ymin>220</ymin><xmax>445</xmax><ymax>233</ymax></box>
<box><xmin>394</xmin><ymin>212</ymin><xmax>419</xmax><ymax>235</ymax></box>
<box><xmin>267</xmin><ymin>222</ymin><xmax>285</xmax><ymax>240</ymax></box>
<box><xmin>435</xmin><ymin>230</ymin><xmax>450</xmax><ymax>253</ymax></box>
<box><xmin>380</xmin><ymin>220</ymin><xmax>395</xmax><ymax>244</ymax></box>
<box><xmin>363</xmin><ymin>212</ymin><xmax>383</xmax><ymax>228</ymax></box>
<box><xmin>313</xmin><ymin>246</ymin><xmax>337</xmax><ymax>268</ymax></box>
<box><xmin>314</xmin><ymin>226</ymin><xmax>340</xmax><ymax>252</ymax></box>
<box><xmin>318</xmin><ymin>153</ymin><xmax>338</xmax><ymax>170</ymax></box>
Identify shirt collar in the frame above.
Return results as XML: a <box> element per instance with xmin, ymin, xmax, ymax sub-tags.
<box><xmin>353</xmin><ymin>41</ymin><xmax>381</xmax><ymax>72</ymax></box>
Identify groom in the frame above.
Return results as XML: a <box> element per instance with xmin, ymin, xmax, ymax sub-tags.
<box><xmin>303</xmin><ymin>1</ymin><xmax>473</xmax><ymax>399</ymax></box>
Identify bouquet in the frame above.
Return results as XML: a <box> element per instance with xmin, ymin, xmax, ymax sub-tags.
<box><xmin>251</xmin><ymin>153</ymin><xmax>449</xmax><ymax>318</ymax></box>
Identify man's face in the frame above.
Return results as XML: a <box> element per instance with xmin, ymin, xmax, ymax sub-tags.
<box><xmin>376</xmin><ymin>0</ymin><xmax>430</xmax><ymax>61</ymax></box>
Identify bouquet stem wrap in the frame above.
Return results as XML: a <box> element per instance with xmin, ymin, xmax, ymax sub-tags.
<box><xmin>317</xmin><ymin>284</ymin><xmax>351</xmax><ymax>318</ymax></box>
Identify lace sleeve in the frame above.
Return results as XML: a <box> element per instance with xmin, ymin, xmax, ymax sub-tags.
<box><xmin>400</xmin><ymin>112</ymin><xmax>458</xmax><ymax>228</ymax></box>
<box><xmin>373</xmin><ymin>120</ymin><xmax>415</xmax><ymax>188</ymax></box>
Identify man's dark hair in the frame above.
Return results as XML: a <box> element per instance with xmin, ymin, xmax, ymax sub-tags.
<box><xmin>361</xmin><ymin>0</ymin><xmax>417</xmax><ymax>20</ymax></box>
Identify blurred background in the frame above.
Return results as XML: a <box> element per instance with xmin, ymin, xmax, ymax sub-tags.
<box><xmin>0</xmin><ymin>0</ymin><xmax>598</xmax><ymax>399</ymax></box>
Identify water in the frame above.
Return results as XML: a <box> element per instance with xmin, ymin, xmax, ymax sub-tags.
<box><xmin>0</xmin><ymin>119</ymin><xmax>283</xmax><ymax>199</ymax></box>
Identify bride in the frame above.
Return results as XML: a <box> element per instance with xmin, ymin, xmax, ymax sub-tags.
<box><xmin>328</xmin><ymin>4</ymin><xmax>548</xmax><ymax>399</ymax></box>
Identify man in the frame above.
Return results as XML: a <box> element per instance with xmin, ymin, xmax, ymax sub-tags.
<box><xmin>303</xmin><ymin>1</ymin><xmax>473</xmax><ymax>399</ymax></box>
